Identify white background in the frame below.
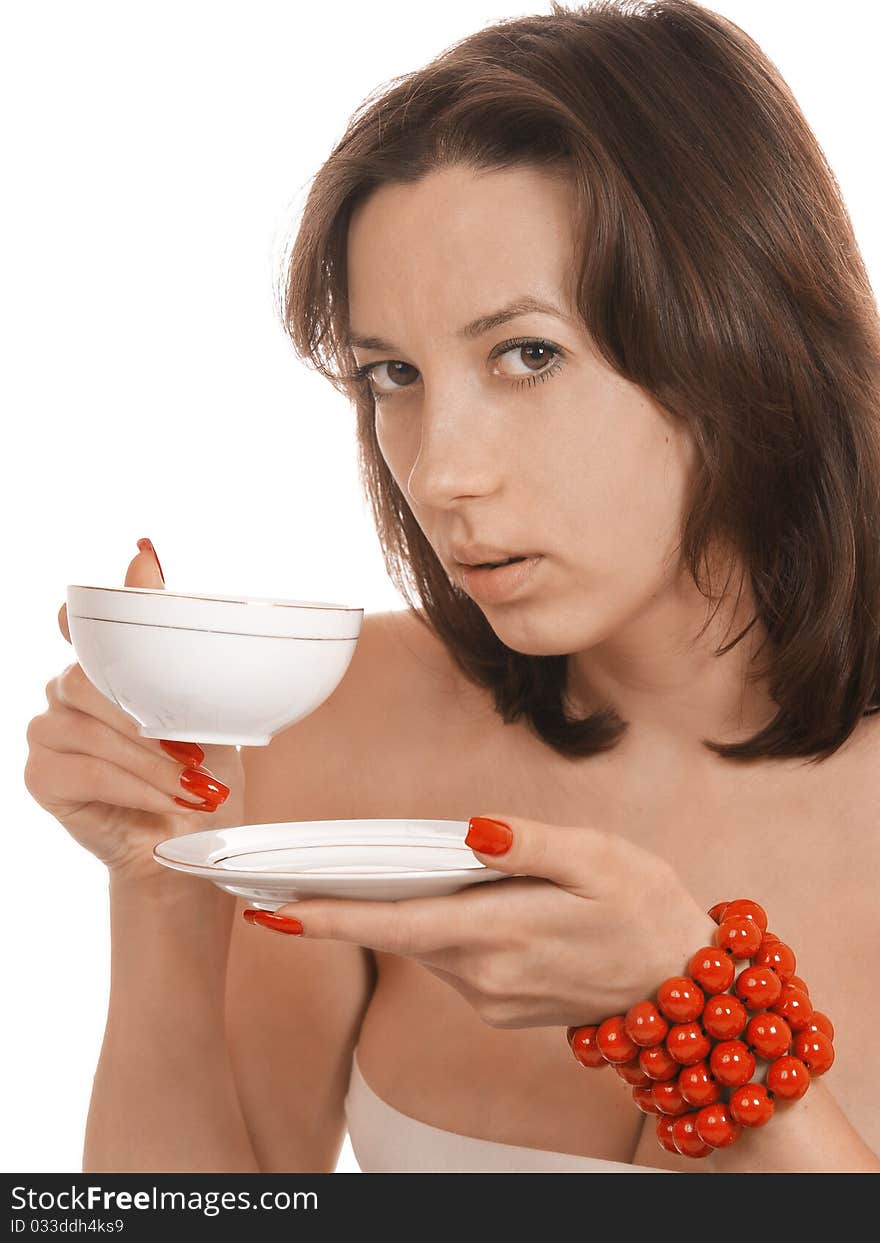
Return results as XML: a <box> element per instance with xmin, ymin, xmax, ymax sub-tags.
<box><xmin>2</xmin><ymin>0</ymin><xmax>877</xmax><ymax>1174</ymax></box>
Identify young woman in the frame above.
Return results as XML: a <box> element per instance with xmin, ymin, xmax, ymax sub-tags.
<box><xmin>25</xmin><ymin>0</ymin><xmax>880</xmax><ymax>1172</ymax></box>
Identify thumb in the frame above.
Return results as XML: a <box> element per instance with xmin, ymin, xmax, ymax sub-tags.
<box><xmin>57</xmin><ymin>536</ymin><xmax>165</xmax><ymax>646</ymax></box>
<box><xmin>464</xmin><ymin>812</ymin><xmax>607</xmax><ymax>893</ymax></box>
<box><xmin>125</xmin><ymin>536</ymin><xmax>165</xmax><ymax>590</ymax></box>
<box><xmin>59</xmin><ymin>537</ymin><xmax>165</xmax><ymax>644</ymax></box>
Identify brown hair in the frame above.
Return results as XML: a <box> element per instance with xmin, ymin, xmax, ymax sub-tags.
<box><xmin>280</xmin><ymin>0</ymin><xmax>880</xmax><ymax>764</ymax></box>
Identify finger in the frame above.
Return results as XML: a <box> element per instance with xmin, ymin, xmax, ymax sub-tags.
<box><xmin>58</xmin><ymin>537</ymin><xmax>163</xmax><ymax>647</ymax></box>
<box><xmin>157</xmin><ymin>739</ymin><xmax>206</xmax><ymax>767</ymax></box>
<box><xmin>267</xmin><ymin>894</ymin><xmax>460</xmax><ymax>956</ymax></box>
<box><xmin>26</xmin><ymin>706</ymin><xmax>229</xmax><ymax>811</ymax></box>
<box><xmin>45</xmin><ymin>661</ymin><xmax>165</xmax><ymax>754</ymax></box>
<box><xmin>463</xmin><ymin>812</ymin><xmax>615</xmax><ymax>892</ymax></box>
<box><xmin>24</xmin><ymin>736</ymin><xmax>217</xmax><ymax>820</ymax></box>
<box><xmin>47</xmin><ymin>665</ymin><xmax>204</xmax><ymax>768</ymax></box>
<box><xmin>55</xmin><ymin>537</ymin><xmax>165</xmax><ymax>729</ymax></box>
<box><xmin>58</xmin><ymin>602</ymin><xmax>70</xmax><ymax>643</ymax></box>
<box><xmin>126</xmin><ymin>537</ymin><xmax>165</xmax><ymax>589</ymax></box>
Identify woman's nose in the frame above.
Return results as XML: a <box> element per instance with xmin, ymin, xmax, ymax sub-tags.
<box><xmin>405</xmin><ymin>405</ymin><xmax>504</xmax><ymax>508</ymax></box>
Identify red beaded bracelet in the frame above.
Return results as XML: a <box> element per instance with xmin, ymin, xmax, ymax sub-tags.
<box><xmin>566</xmin><ymin>898</ymin><xmax>835</xmax><ymax>1160</ymax></box>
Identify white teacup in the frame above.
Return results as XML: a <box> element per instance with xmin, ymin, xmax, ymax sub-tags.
<box><xmin>66</xmin><ymin>585</ymin><xmax>363</xmax><ymax>746</ymax></box>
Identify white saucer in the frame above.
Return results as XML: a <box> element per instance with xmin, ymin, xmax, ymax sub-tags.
<box><xmin>152</xmin><ymin>819</ymin><xmax>508</xmax><ymax>906</ymax></box>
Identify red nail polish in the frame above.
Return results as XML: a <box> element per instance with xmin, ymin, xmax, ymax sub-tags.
<box><xmin>173</xmin><ymin>795</ymin><xmax>221</xmax><ymax>812</ymax></box>
<box><xmin>179</xmin><ymin>767</ymin><xmax>230</xmax><ymax>804</ymax></box>
<box><xmin>137</xmin><ymin>537</ymin><xmax>164</xmax><ymax>583</ymax></box>
<box><xmin>243</xmin><ymin>909</ymin><xmax>303</xmax><ymax>935</ymax></box>
<box><xmin>465</xmin><ymin>816</ymin><xmax>512</xmax><ymax>855</ymax></box>
<box><xmin>161</xmin><ymin>739</ymin><xmax>206</xmax><ymax>767</ymax></box>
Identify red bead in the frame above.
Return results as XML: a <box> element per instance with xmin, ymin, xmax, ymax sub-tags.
<box><xmin>745</xmin><ymin>1011</ymin><xmax>793</xmax><ymax>1060</ymax></box>
<box><xmin>633</xmin><ymin>1085</ymin><xmax>662</xmax><ymax>1114</ymax></box>
<box><xmin>672</xmin><ymin>1112</ymin><xmax>714</xmax><ymax>1158</ymax></box>
<box><xmin>754</xmin><ymin>939</ymin><xmax>796</xmax><ymax>982</ymax></box>
<box><xmin>615</xmin><ymin>1058</ymin><xmax>653</xmax><ymax>1087</ymax></box>
<box><xmin>656</xmin><ymin>1115</ymin><xmax>678</xmax><ymax>1152</ymax></box>
<box><xmin>807</xmin><ymin>1011</ymin><xmax>835</xmax><ymax>1041</ymax></box>
<box><xmin>720</xmin><ymin>899</ymin><xmax>768</xmax><ymax>933</ymax></box>
<box><xmin>666</xmin><ymin>1022</ymin><xmax>713</xmax><ymax>1066</ymax></box>
<box><xmin>789</xmin><ymin>974</ymin><xmax>810</xmax><ymax>996</ymax></box>
<box><xmin>716</xmin><ymin>917</ymin><xmax>763</xmax><ymax>958</ymax></box>
<box><xmin>639</xmin><ymin>1043</ymin><xmax>680</xmax><ymax>1081</ymax></box>
<box><xmin>695</xmin><ymin>1103</ymin><xmax>742</xmax><ymax>1149</ymax></box>
<box><xmin>792</xmin><ymin>1030</ymin><xmax>835</xmax><ymax>1075</ymax></box>
<box><xmin>688</xmin><ymin>946</ymin><xmax>736</xmax><ymax>995</ymax></box>
<box><xmin>729</xmin><ymin>1082</ymin><xmax>775</xmax><ymax>1127</ymax></box>
<box><xmin>651</xmin><ymin>1079</ymin><xmax>691</xmax><ymax>1116</ymax></box>
<box><xmin>702</xmin><ymin>994</ymin><xmax>748</xmax><ymax>1040</ymax></box>
<box><xmin>710</xmin><ymin>1039</ymin><xmax>756</xmax><ymax>1087</ymax></box>
<box><xmin>624</xmin><ymin>1000</ymin><xmax>669</xmax><ymax>1047</ymax></box>
<box><xmin>708</xmin><ymin>901</ymin><xmax>731</xmax><ymax>924</ymax></box>
<box><xmin>735</xmin><ymin>966</ymin><xmax>782</xmax><ymax>1010</ymax></box>
<box><xmin>772</xmin><ymin>984</ymin><xmax>814</xmax><ymax>1032</ymax></box>
<box><xmin>766</xmin><ymin>1055</ymin><xmax>811</xmax><ymax>1101</ymax></box>
<box><xmin>570</xmin><ymin>1025</ymin><xmax>606</xmax><ymax>1068</ymax></box>
<box><xmin>657</xmin><ymin>976</ymin><xmax>705</xmax><ymax>1023</ymax></box>
<box><xmin>596</xmin><ymin>1015</ymin><xmax>640</xmax><ymax>1064</ymax></box>
<box><xmin>678</xmin><ymin>1060</ymin><xmax>723</xmax><ymax>1108</ymax></box>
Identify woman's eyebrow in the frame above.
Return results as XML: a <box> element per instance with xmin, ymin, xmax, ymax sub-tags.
<box><xmin>345</xmin><ymin>295</ymin><xmax>572</xmax><ymax>352</ymax></box>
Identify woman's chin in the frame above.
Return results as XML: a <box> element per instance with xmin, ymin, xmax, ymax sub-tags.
<box><xmin>488</xmin><ymin>613</ymin><xmax>594</xmax><ymax>659</ymax></box>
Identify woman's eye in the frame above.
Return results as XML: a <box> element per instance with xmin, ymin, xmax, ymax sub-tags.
<box><xmin>495</xmin><ymin>340</ymin><xmax>563</xmax><ymax>383</ymax></box>
<box><xmin>356</xmin><ymin>338</ymin><xmax>565</xmax><ymax>403</ymax></box>
<box><xmin>362</xmin><ymin>360</ymin><xmax>420</xmax><ymax>399</ymax></box>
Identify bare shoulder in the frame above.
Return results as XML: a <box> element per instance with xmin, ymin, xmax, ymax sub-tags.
<box><xmin>820</xmin><ymin>709</ymin><xmax>880</xmax><ymax>822</ymax></box>
<box><xmin>379</xmin><ymin>607</ymin><xmax>490</xmax><ymax>710</ymax></box>
<box><xmin>315</xmin><ymin>605</ymin><xmax>488</xmax><ymax>751</ymax></box>
<box><xmin>763</xmin><ymin>711</ymin><xmax>880</xmax><ymax>905</ymax></box>
<box><xmin>828</xmin><ymin>712</ymin><xmax>880</xmax><ymax>894</ymax></box>
<box><xmin>241</xmin><ymin>607</ymin><xmax>492</xmax><ymax>824</ymax></box>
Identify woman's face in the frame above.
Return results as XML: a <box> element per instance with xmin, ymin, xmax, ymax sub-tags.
<box><xmin>346</xmin><ymin>163</ymin><xmax>698</xmax><ymax>657</ymax></box>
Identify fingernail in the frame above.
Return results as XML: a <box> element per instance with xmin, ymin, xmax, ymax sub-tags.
<box><xmin>465</xmin><ymin>816</ymin><xmax>512</xmax><ymax>855</ymax></box>
<box><xmin>160</xmin><ymin>739</ymin><xmax>206</xmax><ymax>767</ymax></box>
<box><xmin>173</xmin><ymin>795</ymin><xmax>221</xmax><ymax>813</ymax></box>
<box><xmin>137</xmin><ymin>537</ymin><xmax>165</xmax><ymax>583</ymax></box>
<box><xmin>243</xmin><ymin>909</ymin><xmax>303</xmax><ymax>935</ymax></box>
<box><xmin>179</xmin><ymin>766</ymin><xmax>230</xmax><ymax>804</ymax></box>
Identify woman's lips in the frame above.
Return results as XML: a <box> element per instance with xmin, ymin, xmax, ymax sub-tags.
<box><xmin>472</xmin><ymin>555</ymin><xmax>527</xmax><ymax>569</ymax></box>
<box><xmin>458</xmin><ymin>555</ymin><xmax>543</xmax><ymax>604</ymax></box>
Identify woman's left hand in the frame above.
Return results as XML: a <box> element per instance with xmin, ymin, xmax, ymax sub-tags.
<box><xmin>260</xmin><ymin>813</ymin><xmax>718</xmax><ymax>1029</ymax></box>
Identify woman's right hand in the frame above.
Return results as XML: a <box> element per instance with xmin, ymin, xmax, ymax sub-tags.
<box><xmin>23</xmin><ymin>540</ymin><xmax>246</xmax><ymax>885</ymax></box>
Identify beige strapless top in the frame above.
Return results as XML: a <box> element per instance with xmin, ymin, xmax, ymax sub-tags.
<box><xmin>344</xmin><ymin>1048</ymin><xmax>674</xmax><ymax>1173</ymax></box>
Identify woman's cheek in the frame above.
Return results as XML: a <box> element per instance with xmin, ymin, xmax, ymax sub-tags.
<box><xmin>376</xmin><ymin>412</ymin><xmax>417</xmax><ymax>486</ymax></box>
